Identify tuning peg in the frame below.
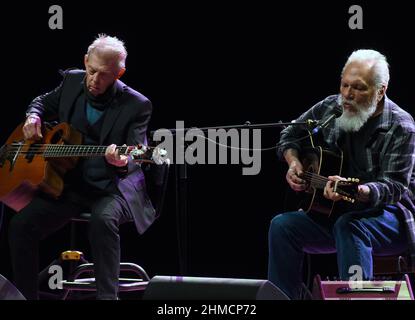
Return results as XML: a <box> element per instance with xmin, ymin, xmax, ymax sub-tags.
<box><xmin>152</xmin><ymin>147</ymin><xmax>169</xmax><ymax>165</ymax></box>
<box><xmin>343</xmin><ymin>196</ymin><xmax>354</xmax><ymax>203</ymax></box>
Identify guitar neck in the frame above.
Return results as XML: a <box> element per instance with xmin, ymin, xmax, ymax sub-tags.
<box><xmin>301</xmin><ymin>171</ymin><xmax>359</xmax><ymax>202</ymax></box>
<box><xmin>301</xmin><ymin>172</ymin><xmax>329</xmax><ymax>189</ymax></box>
<box><xmin>39</xmin><ymin>144</ymin><xmax>129</xmax><ymax>158</ymax></box>
<box><xmin>3</xmin><ymin>141</ymin><xmax>166</xmax><ymax>166</ymax></box>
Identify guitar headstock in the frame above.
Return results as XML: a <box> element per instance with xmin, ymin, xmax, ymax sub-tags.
<box><xmin>151</xmin><ymin>147</ymin><xmax>169</xmax><ymax>165</ymax></box>
<box><xmin>333</xmin><ymin>178</ymin><xmax>360</xmax><ymax>203</ymax></box>
<box><xmin>128</xmin><ymin>145</ymin><xmax>169</xmax><ymax>165</ymax></box>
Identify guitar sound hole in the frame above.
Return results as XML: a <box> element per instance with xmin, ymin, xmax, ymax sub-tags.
<box><xmin>51</xmin><ymin>130</ymin><xmax>64</xmax><ymax>144</ymax></box>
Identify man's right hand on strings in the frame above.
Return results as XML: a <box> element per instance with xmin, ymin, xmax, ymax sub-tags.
<box><xmin>23</xmin><ymin>114</ymin><xmax>43</xmax><ymax>140</ymax></box>
<box><xmin>286</xmin><ymin>160</ymin><xmax>306</xmax><ymax>191</ymax></box>
<box><xmin>283</xmin><ymin>149</ymin><xmax>306</xmax><ymax>191</ymax></box>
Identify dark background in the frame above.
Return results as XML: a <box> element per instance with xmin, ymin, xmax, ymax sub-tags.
<box><xmin>0</xmin><ymin>1</ymin><xmax>413</xmax><ymax>290</ymax></box>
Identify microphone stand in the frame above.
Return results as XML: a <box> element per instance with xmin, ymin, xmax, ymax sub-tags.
<box><xmin>149</xmin><ymin>119</ymin><xmax>317</xmax><ymax>276</ymax></box>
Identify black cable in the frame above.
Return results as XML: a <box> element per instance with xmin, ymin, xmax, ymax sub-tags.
<box><xmin>191</xmin><ymin>130</ymin><xmax>314</xmax><ymax>153</ymax></box>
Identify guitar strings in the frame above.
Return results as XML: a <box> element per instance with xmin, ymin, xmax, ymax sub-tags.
<box><xmin>3</xmin><ymin>144</ymin><xmax>132</xmax><ymax>157</ymax></box>
<box><xmin>6</xmin><ymin>143</ymin><xmax>130</xmax><ymax>149</ymax></box>
<box><xmin>302</xmin><ymin>171</ymin><xmax>348</xmax><ymax>183</ymax></box>
<box><xmin>301</xmin><ymin>172</ymin><xmax>329</xmax><ymax>182</ymax></box>
<box><xmin>5</xmin><ymin>143</ymin><xmax>153</xmax><ymax>152</ymax></box>
<box><xmin>4</xmin><ymin>144</ymin><xmax>132</xmax><ymax>152</ymax></box>
<box><xmin>300</xmin><ymin>172</ymin><xmax>331</xmax><ymax>187</ymax></box>
<box><xmin>301</xmin><ymin>172</ymin><xmax>352</xmax><ymax>191</ymax></box>
<box><xmin>5</xmin><ymin>147</ymin><xmax>127</xmax><ymax>154</ymax></box>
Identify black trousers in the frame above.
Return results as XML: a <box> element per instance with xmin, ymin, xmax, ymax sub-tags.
<box><xmin>8</xmin><ymin>189</ymin><xmax>133</xmax><ymax>300</ymax></box>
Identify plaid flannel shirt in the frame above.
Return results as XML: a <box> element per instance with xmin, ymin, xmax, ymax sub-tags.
<box><xmin>277</xmin><ymin>94</ymin><xmax>415</xmax><ymax>267</ymax></box>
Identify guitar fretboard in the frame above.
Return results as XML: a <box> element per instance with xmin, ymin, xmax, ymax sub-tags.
<box><xmin>301</xmin><ymin>171</ymin><xmax>329</xmax><ymax>189</ymax></box>
<box><xmin>11</xmin><ymin>143</ymin><xmax>130</xmax><ymax>158</ymax></box>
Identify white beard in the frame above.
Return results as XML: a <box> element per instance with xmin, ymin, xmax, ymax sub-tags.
<box><xmin>336</xmin><ymin>94</ymin><xmax>378</xmax><ymax>132</ymax></box>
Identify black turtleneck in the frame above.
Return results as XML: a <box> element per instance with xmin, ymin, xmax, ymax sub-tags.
<box><xmin>84</xmin><ymin>79</ymin><xmax>117</xmax><ymax>111</ymax></box>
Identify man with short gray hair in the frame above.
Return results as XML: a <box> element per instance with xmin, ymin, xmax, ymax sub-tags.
<box><xmin>8</xmin><ymin>34</ymin><xmax>155</xmax><ymax>300</ymax></box>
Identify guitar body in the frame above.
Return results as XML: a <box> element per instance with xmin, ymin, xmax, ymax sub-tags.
<box><xmin>299</xmin><ymin>147</ymin><xmax>344</xmax><ymax>216</ymax></box>
<box><xmin>0</xmin><ymin>122</ymin><xmax>82</xmax><ymax>212</ymax></box>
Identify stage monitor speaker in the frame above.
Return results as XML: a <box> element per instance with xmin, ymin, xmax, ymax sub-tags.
<box><xmin>0</xmin><ymin>274</ymin><xmax>26</xmax><ymax>300</ymax></box>
<box><xmin>312</xmin><ymin>274</ymin><xmax>414</xmax><ymax>300</ymax></box>
<box><xmin>143</xmin><ymin>275</ymin><xmax>290</xmax><ymax>300</ymax></box>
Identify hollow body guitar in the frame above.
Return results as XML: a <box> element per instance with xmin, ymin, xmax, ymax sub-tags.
<box><xmin>0</xmin><ymin>122</ymin><xmax>167</xmax><ymax>212</ymax></box>
<box><xmin>298</xmin><ymin>147</ymin><xmax>359</xmax><ymax>217</ymax></box>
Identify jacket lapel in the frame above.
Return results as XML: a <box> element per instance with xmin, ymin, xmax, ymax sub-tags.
<box><xmin>60</xmin><ymin>81</ymin><xmax>84</xmax><ymax>122</ymax></box>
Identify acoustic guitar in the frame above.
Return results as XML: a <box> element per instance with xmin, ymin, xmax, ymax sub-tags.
<box><xmin>0</xmin><ymin>122</ymin><xmax>167</xmax><ymax>212</ymax></box>
<box><xmin>296</xmin><ymin>146</ymin><xmax>359</xmax><ymax>216</ymax></box>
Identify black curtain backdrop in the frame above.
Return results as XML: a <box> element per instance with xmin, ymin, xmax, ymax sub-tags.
<box><xmin>0</xmin><ymin>1</ymin><xmax>413</xmax><ymax>286</ymax></box>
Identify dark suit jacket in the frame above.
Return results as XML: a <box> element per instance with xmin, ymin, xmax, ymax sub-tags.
<box><xmin>26</xmin><ymin>69</ymin><xmax>156</xmax><ymax>234</ymax></box>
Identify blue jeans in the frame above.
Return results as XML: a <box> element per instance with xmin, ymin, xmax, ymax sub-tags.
<box><xmin>267</xmin><ymin>206</ymin><xmax>407</xmax><ymax>299</ymax></box>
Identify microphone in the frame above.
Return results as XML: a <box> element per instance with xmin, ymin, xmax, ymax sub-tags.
<box><xmin>311</xmin><ymin>106</ymin><xmax>343</xmax><ymax>134</ymax></box>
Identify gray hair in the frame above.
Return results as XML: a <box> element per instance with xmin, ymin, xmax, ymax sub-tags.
<box><xmin>342</xmin><ymin>49</ymin><xmax>390</xmax><ymax>89</ymax></box>
<box><xmin>87</xmin><ymin>34</ymin><xmax>127</xmax><ymax>69</ymax></box>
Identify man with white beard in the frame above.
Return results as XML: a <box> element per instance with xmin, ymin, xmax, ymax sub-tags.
<box><xmin>268</xmin><ymin>49</ymin><xmax>415</xmax><ymax>299</ymax></box>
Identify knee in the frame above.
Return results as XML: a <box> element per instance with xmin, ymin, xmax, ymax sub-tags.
<box><xmin>88</xmin><ymin>212</ymin><xmax>118</xmax><ymax>233</ymax></box>
<box><xmin>333</xmin><ymin>214</ymin><xmax>365</xmax><ymax>239</ymax></box>
<box><xmin>269</xmin><ymin>212</ymin><xmax>297</xmax><ymax>239</ymax></box>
